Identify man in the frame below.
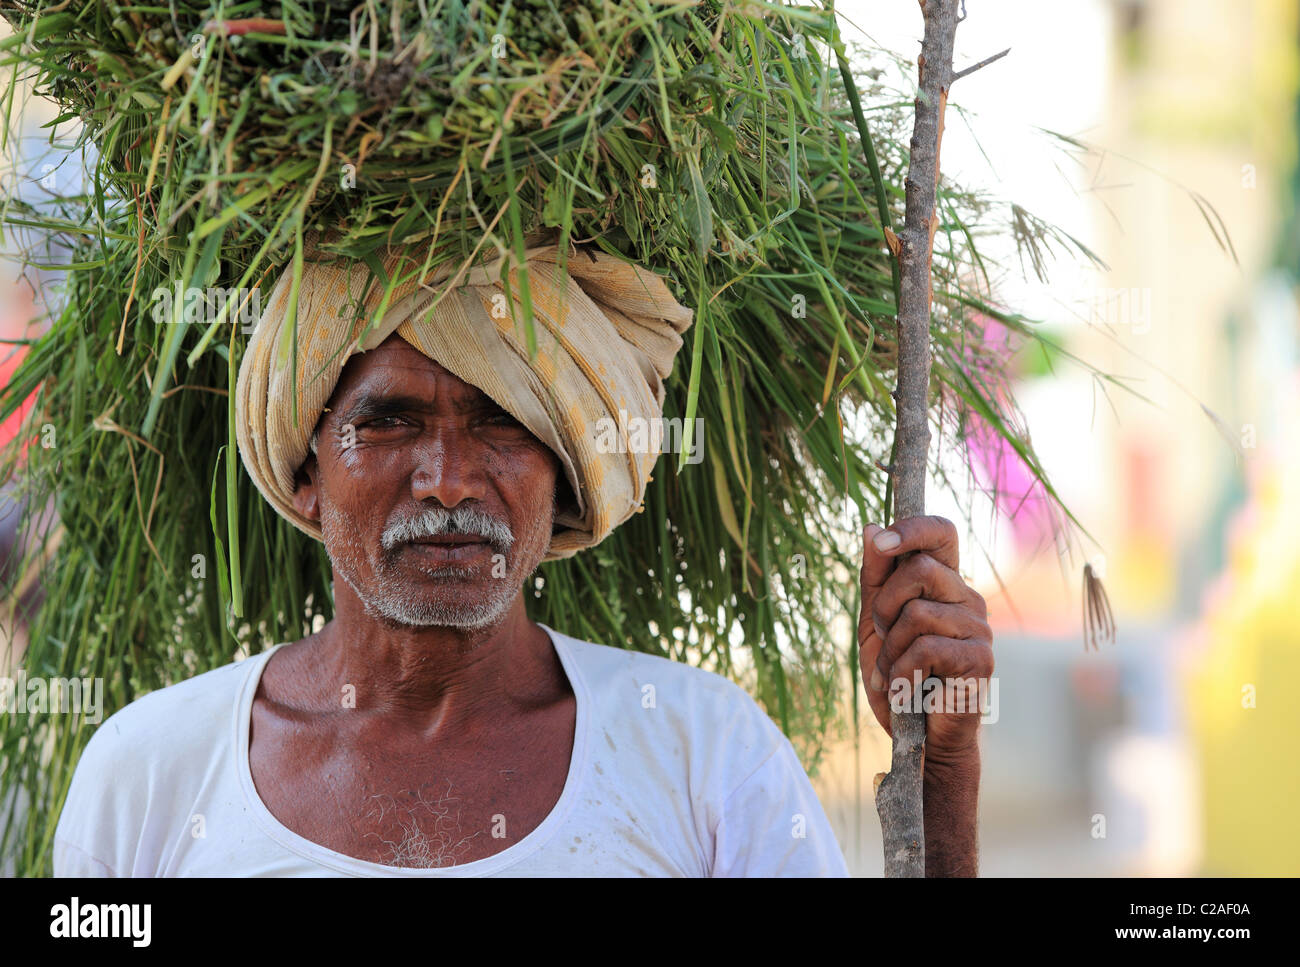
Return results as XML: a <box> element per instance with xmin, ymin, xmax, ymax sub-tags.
<box><xmin>53</xmin><ymin>235</ymin><xmax>991</xmax><ymax>876</ymax></box>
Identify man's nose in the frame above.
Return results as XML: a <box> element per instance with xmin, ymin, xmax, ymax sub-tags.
<box><xmin>409</xmin><ymin>423</ymin><xmax>483</xmax><ymax>507</ymax></box>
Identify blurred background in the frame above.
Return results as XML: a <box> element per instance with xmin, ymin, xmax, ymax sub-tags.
<box><xmin>810</xmin><ymin>0</ymin><xmax>1300</xmax><ymax>876</ymax></box>
<box><xmin>0</xmin><ymin>80</ymin><xmax>67</xmax><ymax>688</ymax></box>
<box><xmin>2</xmin><ymin>1</ymin><xmax>1297</xmax><ymax>877</ymax></box>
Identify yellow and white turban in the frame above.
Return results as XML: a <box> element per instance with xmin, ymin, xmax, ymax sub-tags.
<box><xmin>235</xmin><ymin>232</ymin><xmax>694</xmax><ymax>562</ymax></box>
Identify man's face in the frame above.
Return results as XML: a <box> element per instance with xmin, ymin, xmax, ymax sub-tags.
<box><xmin>292</xmin><ymin>334</ymin><xmax>563</xmax><ymax>630</ymax></box>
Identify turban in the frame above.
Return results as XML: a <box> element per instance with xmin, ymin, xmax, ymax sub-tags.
<box><xmin>234</xmin><ymin>232</ymin><xmax>694</xmax><ymax>562</ymax></box>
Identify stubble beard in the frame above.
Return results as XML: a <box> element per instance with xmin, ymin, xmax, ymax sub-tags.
<box><xmin>319</xmin><ymin>499</ymin><xmax>551</xmax><ymax>630</ymax></box>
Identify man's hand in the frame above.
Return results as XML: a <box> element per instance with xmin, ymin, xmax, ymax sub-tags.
<box><xmin>858</xmin><ymin>516</ymin><xmax>994</xmax><ymax>766</ymax></box>
<box><xmin>859</xmin><ymin>515</ymin><xmax>991</xmax><ymax>875</ymax></box>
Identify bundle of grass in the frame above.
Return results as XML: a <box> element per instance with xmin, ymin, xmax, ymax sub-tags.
<box><xmin>0</xmin><ymin>0</ymin><xmax>1098</xmax><ymax>874</ymax></box>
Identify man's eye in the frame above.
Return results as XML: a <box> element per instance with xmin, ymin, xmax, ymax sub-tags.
<box><xmin>484</xmin><ymin>412</ymin><xmax>521</xmax><ymax>427</ymax></box>
<box><xmin>361</xmin><ymin>416</ymin><xmax>406</xmax><ymax>429</ymax></box>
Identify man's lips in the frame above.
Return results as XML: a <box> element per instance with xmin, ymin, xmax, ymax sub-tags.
<box><xmin>399</xmin><ymin>535</ymin><xmax>494</xmax><ymax>566</ymax></box>
<box><xmin>407</xmin><ymin>535</ymin><xmax>488</xmax><ymax>546</ymax></box>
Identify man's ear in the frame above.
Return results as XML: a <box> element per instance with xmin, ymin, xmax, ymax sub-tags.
<box><xmin>291</xmin><ymin>453</ymin><xmax>321</xmax><ymax>524</ymax></box>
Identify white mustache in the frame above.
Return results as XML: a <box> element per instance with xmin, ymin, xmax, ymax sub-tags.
<box><xmin>381</xmin><ymin>504</ymin><xmax>515</xmax><ymax>553</ymax></box>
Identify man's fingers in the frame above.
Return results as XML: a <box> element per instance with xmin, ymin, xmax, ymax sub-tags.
<box><xmin>871</xmin><ymin>550</ymin><xmax>976</xmax><ymax>635</ymax></box>
<box><xmin>857</xmin><ymin>590</ymin><xmax>891</xmax><ymax>736</ymax></box>
<box><xmin>874</xmin><ymin>598</ymin><xmax>986</xmax><ymax>679</ymax></box>
<box><xmin>858</xmin><ymin>619</ymin><xmax>893</xmax><ymax>737</ymax></box>
<box><xmin>860</xmin><ymin>517</ymin><xmax>972</xmax><ymax>738</ymax></box>
<box><xmin>866</xmin><ymin>515</ymin><xmax>960</xmax><ymax>571</ymax></box>
<box><xmin>859</xmin><ymin>516</ymin><xmax>992</xmax><ymax>747</ymax></box>
<box><xmin>885</xmin><ymin>634</ymin><xmax>995</xmax><ymax>700</ymax></box>
<box><xmin>860</xmin><ymin>523</ymin><xmax>895</xmax><ymax>594</ymax></box>
<box><xmin>860</xmin><ymin>523</ymin><xmax>896</xmax><ymax>643</ymax></box>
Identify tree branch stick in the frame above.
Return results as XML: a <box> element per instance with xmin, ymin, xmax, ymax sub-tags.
<box><xmin>953</xmin><ymin>46</ymin><xmax>1010</xmax><ymax>81</ymax></box>
<box><xmin>875</xmin><ymin>0</ymin><xmax>961</xmax><ymax>879</ymax></box>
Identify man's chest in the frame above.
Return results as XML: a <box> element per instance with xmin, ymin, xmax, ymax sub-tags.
<box><xmin>247</xmin><ymin>701</ymin><xmax>575</xmax><ymax>868</ymax></box>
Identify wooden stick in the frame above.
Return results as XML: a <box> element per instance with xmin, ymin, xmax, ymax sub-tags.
<box><xmin>874</xmin><ymin>0</ymin><xmax>961</xmax><ymax>879</ymax></box>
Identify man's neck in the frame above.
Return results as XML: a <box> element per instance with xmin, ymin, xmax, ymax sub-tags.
<box><xmin>299</xmin><ymin>582</ymin><xmax>558</xmax><ymax>737</ymax></box>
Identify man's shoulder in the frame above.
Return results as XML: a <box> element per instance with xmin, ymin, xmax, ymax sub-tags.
<box><xmin>546</xmin><ymin>626</ymin><xmax>849</xmax><ymax>875</ymax></box>
<box><xmin>76</xmin><ymin>648</ymin><xmax>265</xmax><ymax>773</ymax></box>
<box><xmin>55</xmin><ymin>648</ymin><xmax>271</xmax><ymax>873</ymax></box>
<box><xmin>546</xmin><ymin>625</ymin><xmax>786</xmax><ymax>749</ymax></box>
<box><xmin>553</xmin><ymin>626</ymin><xmax>764</xmax><ymax>699</ymax></box>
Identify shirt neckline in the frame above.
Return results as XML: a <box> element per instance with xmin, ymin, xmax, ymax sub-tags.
<box><xmin>233</xmin><ymin>621</ymin><xmax>589</xmax><ymax>876</ymax></box>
